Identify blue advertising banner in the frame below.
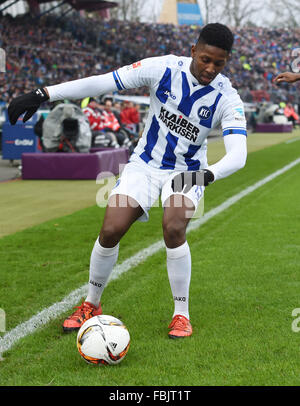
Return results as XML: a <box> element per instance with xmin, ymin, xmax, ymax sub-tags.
<box><xmin>177</xmin><ymin>2</ymin><xmax>203</xmax><ymax>25</ymax></box>
<box><xmin>2</xmin><ymin>110</ymin><xmax>40</xmax><ymax>160</ymax></box>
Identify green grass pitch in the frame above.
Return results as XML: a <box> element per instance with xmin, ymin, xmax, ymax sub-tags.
<box><xmin>0</xmin><ymin>134</ymin><xmax>300</xmax><ymax>386</ymax></box>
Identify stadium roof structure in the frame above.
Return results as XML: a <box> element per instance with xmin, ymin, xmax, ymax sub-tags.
<box><xmin>66</xmin><ymin>0</ymin><xmax>118</xmax><ymax>11</ymax></box>
<box><xmin>27</xmin><ymin>0</ymin><xmax>118</xmax><ymax>11</ymax></box>
<box><xmin>0</xmin><ymin>0</ymin><xmax>118</xmax><ymax>14</ymax></box>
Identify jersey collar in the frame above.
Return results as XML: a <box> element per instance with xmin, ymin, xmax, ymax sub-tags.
<box><xmin>185</xmin><ymin>58</ymin><xmax>223</xmax><ymax>90</ymax></box>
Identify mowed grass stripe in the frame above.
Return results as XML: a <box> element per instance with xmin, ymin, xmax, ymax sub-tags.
<box><xmin>1</xmin><ymin>154</ymin><xmax>300</xmax><ymax>385</ymax></box>
<box><xmin>184</xmin><ymin>161</ymin><xmax>300</xmax><ymax>385</ymax></box>
<box><xmin>1</xmin><ymin>130</ymin><xmax>299</xmax><ymax>239</ymax></box>
<box><xmin>1</xmin><ymin>153</ymin><xmax>299</xmax><ymax>358</ymax></box>
<box><xmin>0</xmin><ymin>139</ymin><xmax>299</xmax><ymax>326</ymax></box>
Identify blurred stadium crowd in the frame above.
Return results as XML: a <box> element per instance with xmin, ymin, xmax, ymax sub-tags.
<box><xmin>1</xmin><ymin>12</ymin><xmax>300</xmax><ymax>106</ymax></box>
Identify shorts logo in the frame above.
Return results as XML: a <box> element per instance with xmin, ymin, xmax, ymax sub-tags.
<box><xmin>198</xmin><ymin>106</ymin><xmax>211</xmax><ymax>120</ymax></box>
<box><xmin>194</xmin><ymin>185</ymin><xmax>202</xmax><ymax>201</ymax></box>
<box><xmin>113</xmin><ymin>178</ymin><xmax>121</xmax><ymax>189</ymax></box>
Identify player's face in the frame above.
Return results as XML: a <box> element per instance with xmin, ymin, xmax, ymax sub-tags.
<box><xmin>190</xmin><ymin>43</ymin><xmax>229</xmax><ymax>85</ymax></box>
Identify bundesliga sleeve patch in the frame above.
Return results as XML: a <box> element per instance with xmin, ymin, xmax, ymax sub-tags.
<box><xmin>125</xmin><ymin>61</ymin><xmax>142</xmax><ymax>71</ymax></box>
<box><xmin>233</xmin><ymin>106</ymin><xmax>246</xmax><ymax>121</ymax></box>
<box><xmin>132</xmin><ymin>61</ymin><xmax>141</xmax><ymax>69</ymax></box>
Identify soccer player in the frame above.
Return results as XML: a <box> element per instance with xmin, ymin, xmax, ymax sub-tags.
<box><xmin>8</xmin><ymin>23</ymin><xmax>247</xmax><ymax>339</ymax></box>
<box><xmin>274</xmin><ymin>72</ymin><xmax>300</xmax><ymax>83</ymax></box>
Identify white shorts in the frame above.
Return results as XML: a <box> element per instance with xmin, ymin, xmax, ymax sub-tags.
<box><xmin>109</xmin><ymin>159</ymin><xmax>205</xmax><ymax>222</ymax></box>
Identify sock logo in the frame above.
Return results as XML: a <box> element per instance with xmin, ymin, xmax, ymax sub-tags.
<box><xmin>173</xmin><ymin>296</ymin><xmax>186</xmax><ymax>302</ymax></box>
<box><xmin>89</xmin><ymin>279</ymin><xmax>102</xmax><ymax>288</ymax></box>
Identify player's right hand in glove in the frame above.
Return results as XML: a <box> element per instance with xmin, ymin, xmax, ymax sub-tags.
<box><xmin>171</xmin><ymin>169</ymin><xmax>215</xmax><ymax>194</ymax></box>
<box><xmin>8</xmin><ymin>88</ymin><xmax>49</xmax><ymax>125</ymax></box>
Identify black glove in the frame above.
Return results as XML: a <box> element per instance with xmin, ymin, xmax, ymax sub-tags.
<box><xmin>171</xmin><ymin>169</ymin><xmax>215</xmax><ymax>193</ymax></box>
<box><xmin>8</xmin><ymin>88</ymin><xmax>49</xmax><ymax>125</ymax></box>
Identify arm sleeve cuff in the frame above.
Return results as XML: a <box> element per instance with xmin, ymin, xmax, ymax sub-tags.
<box><xmin>207</xmin><ymin>133</ymin><xmax>247</xmax><ymax>181</ymax></box>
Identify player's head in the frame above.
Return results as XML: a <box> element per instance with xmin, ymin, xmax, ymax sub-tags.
<box><xmin>190</xmin><ymin>23</ymin><xmax>234</xmax><ymax>85</ymax></box>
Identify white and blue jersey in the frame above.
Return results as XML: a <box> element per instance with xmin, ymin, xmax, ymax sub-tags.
<box><xmin>112</xmin><ymin>54</ymin><xmax>247</xmax><ymax>172</ymax></box>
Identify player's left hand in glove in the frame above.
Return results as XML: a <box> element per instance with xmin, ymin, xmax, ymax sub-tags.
<box><xmin>171</xmin><ymin>169</ymin><xmax>215</xmax><ymax>194</ymax></box>
<box><xmin>8</xmin><ymin>88</ymin><xmax>49</xmax><ymax>125</ymax></box>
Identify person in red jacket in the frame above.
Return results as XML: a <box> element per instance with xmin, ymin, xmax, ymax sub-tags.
<box><xmin>82</xmin><ymin>97</ymin><xmax>119</xmax><ymax>148</ymax></box>
<box><xmin>82</xmin><ymin>97</ymin><xmax>104</xmax><ymax>132</ymax></box>
<box><xmin>120</xmin><ymin>100</ymin><xmax>140</xmax><ymax>133</ymax></box>
<box><xmin>102</xmin><ymin>99</ymin><xmax>121</xmax><ymax>132</ymax></box>
<box><xmin>284</xmin><ymin>103</ymin><xmax>299</xmax><ymax>127</ymax></box>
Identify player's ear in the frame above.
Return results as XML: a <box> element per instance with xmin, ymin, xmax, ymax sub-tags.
<box><xmin>191</xmin><ymin>44</ymin><xmax>196</xmax><ymax>58</ymax></box>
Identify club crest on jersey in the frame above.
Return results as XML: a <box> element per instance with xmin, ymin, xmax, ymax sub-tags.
<box><xmin>197</xmin><ymin>106</ymin><xmax>211</xmax><ymax>120</ymax></box>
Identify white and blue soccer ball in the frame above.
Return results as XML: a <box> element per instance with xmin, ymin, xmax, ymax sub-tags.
<box><xmin>77</xmin><ymin>315</ymin><xmax>130</xmax><ymax>365</ymax></box>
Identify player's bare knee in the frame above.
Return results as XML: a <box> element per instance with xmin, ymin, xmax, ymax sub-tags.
<box><xmin>99</xmin><ymin>223</ymin><xmax>125</xmax><ymax>246</ymax></box>
<box><xmin>163</xmin><ymin>219</ymin><xmax>186</xmax><ymax>244</ymax></box>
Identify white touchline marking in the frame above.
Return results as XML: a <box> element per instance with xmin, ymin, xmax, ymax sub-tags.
<box><xmin>285</xmin><ymin>137</ymin><xmax>300</xmax><ymax>144</ymax></box>
<box><xmin>1</xmin><ymin>157</ymin><xmax>300</xmax><ymax>357</ymax></box>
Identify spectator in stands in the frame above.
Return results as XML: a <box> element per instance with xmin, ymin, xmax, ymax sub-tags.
<box><xmin>2</xmin><ymin>12</ymin><xmax>300</xmax><ymax>109</ymax></box>
<box><xmin>120</xmin><ymin>100</ymin><xmax>140</xmax><ymax>134</ymax></box>
<box><xmin>101</xmin><ymin>98</ymin><xmax>135</xmax><ymax>148</ymax></box>
<box><xmin>111</xmin><ymin>101</ymin><xmax>122</xmax><ymax>123</ymax></box>
<box><xmin>248</xmin><ymin>106</ymin><xmax>260</xmax><ymax>132</ymax></box>
<box><xmin>102</xmin><ymin>98</ymin><xmax>121</xmax><ymax>133</ymax></box>
<box><xmin>283</xmin><ymin>103</ymin><xmax>299</xmax><ymax>127</ymax></box>
<box><xmin>82</xmin><ymin>97</ymin><xmax>119</xmax><ymax>148</ymax></box>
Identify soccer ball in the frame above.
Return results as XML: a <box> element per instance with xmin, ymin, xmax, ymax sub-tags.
<box><xmin>76</xmin><ymin>315</ymin><xmax>130</xmax><ymax>365</ymax></box>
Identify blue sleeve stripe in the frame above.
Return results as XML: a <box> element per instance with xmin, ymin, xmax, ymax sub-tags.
<box><xmin>223</xmin><ymin>129</ymin><xmax>247</xmax><ymax>136</ymax></box>
<box><xmin>223</xmin><ymin>126</ymin><xmax>246</xmax><ymax>131</ymax></box>
<box><xmin>113</xmin><ymin>70</ymin><xmax>122</xmax><ymax>90</ymax></box>
<box><xmin>115</xmin><ymin>70</ymin><xmax>126</xmax><ymax>90</ymax></box>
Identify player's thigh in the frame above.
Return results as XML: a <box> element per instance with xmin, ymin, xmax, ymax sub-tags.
<box><xmin>100</xmin><ymin>194</ymin><xmax>144</xmax><ymax>246</ymax></box>
<box><xmin>104</xmin><ymin>193</ymin><xmax>144</xmax><ymax>227</ymax></box>
<box><xmin>109</xmin><ymin>161</ymin><xmax>161</xmax><ymax>222</ymax></box>
<box><xmin>161</xmin><ymin>173</ymin><xmax>204</xmax><ymax>222</ymax></box>
<box><xmin>162</xmin><ymin>194</ymin><xmax>195</xmax><ymax>232</ymax></box>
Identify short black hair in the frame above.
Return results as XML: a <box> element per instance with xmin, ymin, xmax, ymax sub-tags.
<box><xmin>197</xmin><ymin>23</ymin><xmax>234</xmax><ymax>53</ymax></box>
